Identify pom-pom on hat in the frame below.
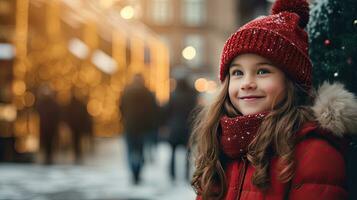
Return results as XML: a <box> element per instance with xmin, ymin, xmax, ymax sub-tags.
<box><xmin>220</xmin><ymin>0</ymin><xmax>312</xmax><ymax>91</ymax></box>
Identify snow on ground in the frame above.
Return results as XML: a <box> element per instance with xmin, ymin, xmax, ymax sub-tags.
<box><xmin>0</xmin><ymin>137</ymin><xmax>196</xmax><ymax>200</ymax></box>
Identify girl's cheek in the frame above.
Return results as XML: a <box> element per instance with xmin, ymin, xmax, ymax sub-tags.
<box><xmin>262</xmin><ymin>77</ymin><xmax>285</xmax><ymax>93</ymax></box>
<box><xmin>228</xmin><ymin>86</ymin><xmax>234</xmax><ymax>99</ymax></box>
<box><xmin>262</xmin><ymin>79</ymin><xmax>286</xmax><ymax>102</ymax></box>
<box><xmin>228</xmin><ymin>80</ymin><xmax>239</xmax><ymax>96</ymax></box>
<box><xmin>262</xmin><ymin>82</ymin><xmax>277</xmax><ymax>93</ymax></box>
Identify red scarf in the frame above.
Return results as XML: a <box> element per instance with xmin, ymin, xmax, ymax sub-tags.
<box><xmin>219</xmin><ymin>112</ymin><xmax>268</xmax><ymax>159</ymax></box>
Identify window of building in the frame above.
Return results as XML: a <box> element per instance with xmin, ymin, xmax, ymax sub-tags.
<box><xmin>150</xmin><ymin>0</ymin><xmax>172</xmax><ymax>25</ymax></box>
<box><xmin>182</xmin><ymin>0</ymin><xmax>205</xmax><ymax>26</ymax></box>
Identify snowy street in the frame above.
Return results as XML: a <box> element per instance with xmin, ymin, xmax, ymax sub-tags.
<box><xmin>0</xmin><ymin>137</ymin><xmax>196</xmax><ymax>200</ymax></box>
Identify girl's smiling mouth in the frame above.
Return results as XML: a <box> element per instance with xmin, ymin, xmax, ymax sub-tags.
<box><xmin>239</xmin><ymin>95</ymin><xmax>265</xmax><ymax>100</ymax></box>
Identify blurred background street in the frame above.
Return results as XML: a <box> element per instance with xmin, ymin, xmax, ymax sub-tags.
<box><xmin>0</xmin><ymin>137</ymin><xmax>195</xmax><ymax>200</ymax></box>
<box><xmin>2</xmin><ymin>1</ymin><xmax>268</xmax><ymax>199</ymax></box>
<box><xmin>1</xmin><ymin>0</ymin><xmax>356</xmax><ymax>199</ymax></box>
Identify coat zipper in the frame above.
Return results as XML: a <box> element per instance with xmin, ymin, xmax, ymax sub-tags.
<box><xmin>236</xmin><ymin>156</ymin><xmax>248</xmax><ymax>200</ymax></box>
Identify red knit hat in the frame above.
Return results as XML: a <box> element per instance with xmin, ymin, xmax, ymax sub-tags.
<box><xmin>220</xmin><ymin>0</ymin><xmax>312</xmax><ymax>91</ymax></box>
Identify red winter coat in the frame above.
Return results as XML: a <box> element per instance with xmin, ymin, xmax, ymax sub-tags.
<box><xmin>196</xmin><ymin>122</ymin><xmax>348</xmax><ymax>200</ymax></box>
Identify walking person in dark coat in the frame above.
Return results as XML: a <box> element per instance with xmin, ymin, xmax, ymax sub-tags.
<box><xmin>35</xmin><ymin>86</ymin><xmax>61</xmax><ymax>165</ymax></box>
<box><xmin>65</xmin><ymin>96</ymin><xmax>93</xmax><ymax>164</ymax></box>
<box><xmin>120</xmin><ymin>74</ymin><xmax>159</xmax><ymax>184</ymax></box>
<box><xmin>165</xmin><ymin>77</ymin><xmax>198</xmax><ymax>182</ymax></box>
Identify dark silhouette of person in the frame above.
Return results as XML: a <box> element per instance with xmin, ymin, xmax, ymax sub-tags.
<box><xmin>65</xmin><ymin>95</ymin><xmax>93</xmax><ymax>164</ymax></box>
<box><xmin>35</xmin><ymin>86</ymin><xmax>61</xmax><ymax>165</ymax></box>
<box><xmin>120</xmin><ymin>74</ymin><xmax>159</xmax><ymax>184</ymax></box>
<box><xmin>165</xmin><ymin>77</ymin><xmax>198</xmax><ymax>181</ymax></box>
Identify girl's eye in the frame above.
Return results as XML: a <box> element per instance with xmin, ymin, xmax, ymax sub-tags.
<box><xmin>231</xmin><ymin>70</ymin><xmax>243</xmax><ymax>76</ymax></box>
<box><xmin>257</xmin><ymin>69</ymin><xmax>270</xmax><ymax>75</ymax></box>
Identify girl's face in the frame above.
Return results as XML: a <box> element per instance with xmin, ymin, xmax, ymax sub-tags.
<box><xmin>228</xmin><ymin>54</ymin><xmax>287</xmax><ymax>115</ymax></box>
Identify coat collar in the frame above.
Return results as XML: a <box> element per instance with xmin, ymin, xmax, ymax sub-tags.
<box><xmin>312</xmin><ymin>82</ymin><xmax>357</xmax><ymax>137</ymax></box>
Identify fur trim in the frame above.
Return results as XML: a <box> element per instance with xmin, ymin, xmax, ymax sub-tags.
<box><xmin>312</xmin><ymin>82</ymin><xmax>357</xmax><ymax>137</ymax></box>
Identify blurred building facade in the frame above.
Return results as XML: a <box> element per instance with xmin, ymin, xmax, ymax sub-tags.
<box><xmin>0</xmin><ymin>0</ymin><xmax>17</xmax><ymax>162</ymax></box>
<box><xmin>140</xmin><ymin>0</ymin><xmax>239</xmax><ymax>80</ymax></box>
<box><xmin>139</xmin><ymin>0</ymin><xmax>272</xmax><ymax>80</ymax></box>
<box><xmin>0</xmin><ymin>0</ymin><xmax>170</xmax><ymax>162</ymax></box>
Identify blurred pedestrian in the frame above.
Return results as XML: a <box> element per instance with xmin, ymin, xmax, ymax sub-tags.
<box><xmin>35</xmin><ymin>86</ymin><xmax>60</xmax><ymax>165</ymax></box>
<box><xmin>65</xmin><ymin>95</ymin><xmax>93</xmax><ymax>164</ymax></box>
<box><xmin>120</xmin><ymin>74</ymin><xmax>159</xmax><ymax>184</ymax></box>
<box><xmin>165</xmin><ymin>77</ymin><xmax>197</xmax><ymax>182</ymax></box>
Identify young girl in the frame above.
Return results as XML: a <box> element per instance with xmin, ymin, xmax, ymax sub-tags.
<box><xmin>190</xmin><ymin>0</ymin><xmax>357</xmax><ymax>199</ymax></box>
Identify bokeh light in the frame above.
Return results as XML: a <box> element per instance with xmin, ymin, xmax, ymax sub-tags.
<box><xmin>194</xmin><ymin>78</ymin><xmax>207</xmax><ymax>92</ymax></box>
<box><xmin>120</xmin><ymin>6</ymin><xmax>135</xmax><ymax>19</ymax></box>
<box><xmin>12</xmin><ymin>80</ymin><xmax>26</xmax><ymax>96</ymax></box>
<box><xmin>182</xmin><ymin>46</ymin><xmax>196</xmax><ymax>60</ymax></box>
<box><xmin>87</xmin><ymin>99</ymin><xmax>103</xmax><ymax>117</ymax></box>
<box><xmin>23</xmin><ymin>91</ymin><xmax>35</xmax><ymax>107</ymax></box>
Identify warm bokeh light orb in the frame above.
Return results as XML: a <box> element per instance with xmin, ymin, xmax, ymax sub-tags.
<box><xmin>23</xmin><ymin>92</ymin><xmax>35</xmax><ymax>107</ymax></box>
<box><xmin>87</xmin><ymin>99</ymin><xmax>103</xmax><ymax>117</ymax></box>
<box><xmin>12</xmin><ymin>80</ymin><xmax>26</xmax><ymax>96</ymax></box>
<box><xmin>194</xmin><ymin>78</ymin><xmax>207</xmax><ymax>92</ymax></box>
<box><xmin>182</xmin><ymin>46</ymin><xmax>196</xmax><ymax>60</ymax></box>
<box><xmin>120</xmin><ymin>6</ymin><xmax>134</xmax><ymax>19</ymax></box>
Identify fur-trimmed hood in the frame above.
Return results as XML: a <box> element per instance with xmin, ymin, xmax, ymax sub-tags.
<box><xmin>312</xmin><ymin>82</ymin><xmax>357</xmax><ymax>137</ymax></box>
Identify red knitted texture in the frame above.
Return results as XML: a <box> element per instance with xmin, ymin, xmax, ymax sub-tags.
<box><xmin>219</xmin><ymin>0</ymin><xmax>312</xmax><ymax>91</ymax></box>
<box><xmin>220</xmin><ymin>112</ymin><xmax>268</xmax><ymax>159</ymax></box>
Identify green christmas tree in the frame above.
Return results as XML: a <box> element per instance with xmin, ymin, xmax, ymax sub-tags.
<box><xmin>308</xmin><ymin>0</ymin><xmax>357</xmax><ymax>94</ymax></box>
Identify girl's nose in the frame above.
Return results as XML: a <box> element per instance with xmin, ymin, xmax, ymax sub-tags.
<box><xmin>240</xmin><ymin>76</ymin><xmax>257</xmax><ymax>90</ymax></box>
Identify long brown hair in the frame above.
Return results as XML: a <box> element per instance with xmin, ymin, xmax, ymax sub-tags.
<box><xmin>190</xmin><ymin>75</ymin><xmax>314</xmax><ymax>199</ymax></box>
